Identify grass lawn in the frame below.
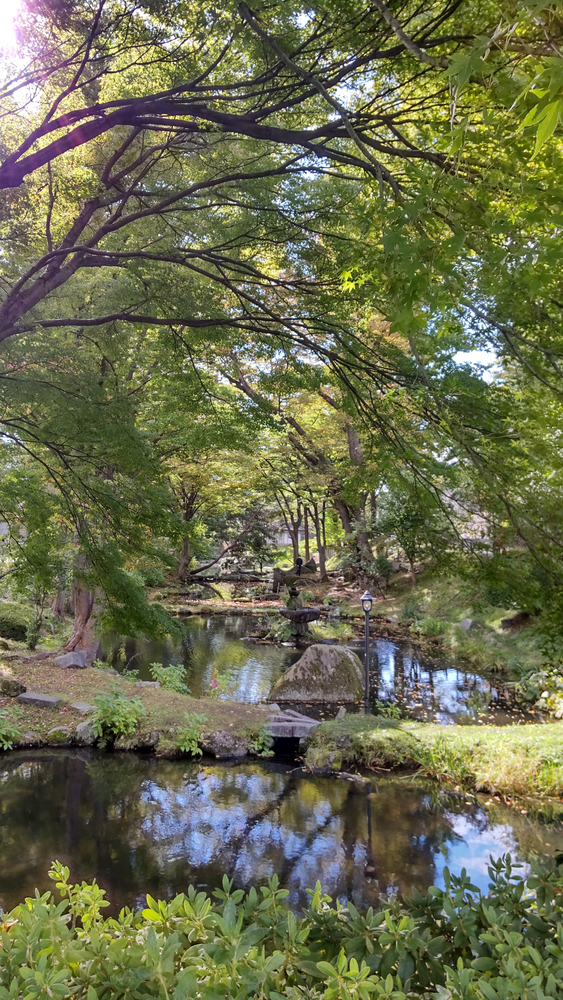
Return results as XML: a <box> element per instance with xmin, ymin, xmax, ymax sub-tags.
<box><xmin>0</xmin><ymin>653</ymin><xmax>271</xmax><ymax>749</ymax></box>
<box><xmin>307</xmin><ymin>713</ymin><xmax>563</xmax><ymax>803</ymax></box>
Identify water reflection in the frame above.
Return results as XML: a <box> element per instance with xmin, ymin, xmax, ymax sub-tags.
<box><xmin>0</xmin><ymin>751</ymin><xmax>559</xmax><ymax>914</ymax></box>
<box><xmin>100</xmin><ymin>615</ymin><xmax>300</xmax><ymax>702</ymax></box>
<box><xmin>362</xmin><ymin>639</ymin><xmax>526</xmax><ymax>724</ymax></box>
<box><xmin>101</xmin><ymin>616</ymin><xmax>521</xmax><ymax>723</ymax></box>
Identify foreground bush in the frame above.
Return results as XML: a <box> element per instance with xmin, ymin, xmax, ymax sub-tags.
<box><xmin>1</xmin><ymin>857</ymin><xmax>563</xmax><ymax>1000</ymax></box>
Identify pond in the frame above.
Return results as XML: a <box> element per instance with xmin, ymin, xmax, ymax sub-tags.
<box><xmin>100</xmin><ymin>615</ymin><xmax>526</xmax><ymax>723</ymax></box>
<box><xmin>0</xmin><ymin>750</ymin><xmax>559</xmax><ymax>915</ymax></box>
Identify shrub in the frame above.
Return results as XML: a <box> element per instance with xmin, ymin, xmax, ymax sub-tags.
<box><xmin>91</xmin><ymin>690</ymin><xmax>146</xmax><ymax>745</ymax></box>
<box><xmin>0</xmin><ymin>601</ymin><xmax>31</xmax><ymax>641</ymax></box>
<box><xmin>401</xmin><ymin>597</ymin><xmax>422</xmax><ymax>621</ymax></box>
<box><xmin>3</xmin><ymin>857</ymin><xmax>563</xmax><ymax>1000</ymax></box>
<box><xmin>410</xmin><ymin>616</ymin><xmax>446</xmax><ymax>637</ymax></box>
<box><xmin>176</xmin><ymin>712</ymin><xmax>207</xmax><ymax>755</ymax></box>
<box><xmin>0</xmin><ymin>707</ymin><xmax>23</xmax><ymax>749</ymax></box>
<box><xmin>149</xmin><ymin>661</ymin><xmax>190</xmax><ymax>694</ymax></box>
<box><xmin>246</xmin><ymin>725</ymin><xmax>274</xmax><ymax>757</ymax></box>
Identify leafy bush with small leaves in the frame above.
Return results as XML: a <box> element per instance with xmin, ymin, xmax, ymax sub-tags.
<box><xmin>2</xmin><ymin>857</ymin><xmax>563</xmax><ymax>1000</ymax></box>
<box><xmin>0</xmin><ymin>601</ymin><xmax>30</xmax><ymax>641</ymax></box>
<box><xmin>0</xmin><ymin>707</ymin><xmax>23</xmax><ymax>749</ymax></box>
<box><xmin>176</xmin><ymin>712</ymin><xmax>207</xmax><ymax>755</ymax></box>
<box><xmin>149</xmin><ymin>661</ymin><xmax>190</xmax><ymax>694</ymax></box>
<box><xmin>91</xmin><ymin>689</ymin><xmax>146</xmax><ymax>745</ymax></box>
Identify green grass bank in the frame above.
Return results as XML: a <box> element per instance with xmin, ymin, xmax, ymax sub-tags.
<box><xmin>306</xmin><ymin>714</ymin><xmax>563</xmax><ymax>802</ymax></box>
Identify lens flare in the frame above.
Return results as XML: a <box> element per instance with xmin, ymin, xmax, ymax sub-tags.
<box><xmin>0</xmin><ymin>0</ymin><xmax>21</xmax><ymax>56</ymax></box>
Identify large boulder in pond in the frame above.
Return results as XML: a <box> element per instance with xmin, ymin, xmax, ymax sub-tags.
<box><xmin>270</xmin><ymin>644</ymin><xmax>364</xmax><ymax>703</ymax></box>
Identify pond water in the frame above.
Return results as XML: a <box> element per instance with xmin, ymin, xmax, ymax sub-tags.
<box><xmin>100</xmin><ymin>615</ymin><xmax>525</xmax><ymax>723</ymax></box>
<box><xmin>0</xmin><ymin>750</ymin><xmax>560</xmax><ymax>915</ymax></box>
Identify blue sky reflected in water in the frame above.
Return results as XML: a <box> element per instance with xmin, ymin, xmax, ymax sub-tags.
<box><xmin>0</xmin><ymin>752</ymin><xmax>557</xmax><ymax>913</ymax></box>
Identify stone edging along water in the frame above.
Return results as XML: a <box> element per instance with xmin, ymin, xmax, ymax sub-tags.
<box><xmin>1</xmin><ymin>644</ymin><xmax>563</xmax><ymax>808</ymax></box>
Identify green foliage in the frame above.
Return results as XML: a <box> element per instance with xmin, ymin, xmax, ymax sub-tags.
<box><xmin>149</xmin><ymin>661</ymin><xmax>190</xmax><ymax>694</ymax></box>
<box><xmin>409</xmin><ymin>617</ymin><xmax>447</xmax><ymax>638</ymax></box>
<box><xmin>3</xmin><ymin>857</ymin><xmax>563</xmax><ymax>1000</ymax></box>
<box><xmin>373</xmin><ymin>555</ymin><xmax>393</xmax><ymax>586</ymax></box>
<box><xmin>90</xmin><ymin>690</ymin><xmax>146</xmax><ymax>745</ymax></box>
<box><xmin>266</xmin><ymin>618</ymin><xmax>295</xmax><ymax>642</ymax></box>
<box><xmin>0</xmin><ymin>602</ymin><xmax>30</xmax><ymax>641</ymax></box>
<box><xmin>246</xmin><ymin>726</ymin><xmax>275</xmax><ymax>757</ymax></box>
<box><xmin>175</xmin><ymin>712</ymin><xmax>208</xmax><ymax>756</ymax></box>
<box><xmin>0</xmin><ymin>707</ymin><xmax>23</xmax><ymax>750</ymax></box>
<box><xmin>401</xmin><ymin>598</ymin><xmax>423</xmax><ymax>622</ymax></box>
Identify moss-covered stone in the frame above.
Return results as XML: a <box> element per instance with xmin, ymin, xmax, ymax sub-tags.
<box><xmin>0</xmin><ymin>674</ymin><xmax>26</xmax><ymax>697</ymax></box>
<box><xmin>46</xmin><ymin>726</ymin><xmax>73</xmax><ymax>746</ymax></box>
<box><xmin>304</xmin><ymin>746</ymin><xmax>342</xmax><ymax>771</ymax></box>
<box><xmin>270</xmin><ymin>644</ymin><xmax>364</xmax><ymax>702</ymax></box>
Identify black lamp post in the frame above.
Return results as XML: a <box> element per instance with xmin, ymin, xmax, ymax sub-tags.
<box><xmin>360</xmin><ymin>590</ymin><xmax>373</xmax><ymax>714</ymax></box>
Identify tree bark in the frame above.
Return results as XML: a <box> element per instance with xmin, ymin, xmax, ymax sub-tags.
<box><xmin>304</xmin><ymin>507</ymin><xmax>310</xmax><ymax>562</ymax></box>
<box><xmin>51</xmin><ymin>588</ymin><xmax>66</xmax><ymax>622</ymax></box>
<box><xmin>312</xmin><ymin>503</ymin><xmax>328</xmax><ymax>581</ymax></box>
<box><xmin>178</xmin><ymin>535</ymin><xmax>191</xmax><ymax>581</ymax></box>
<box><xmin>63</xmin><ymin>554</ymin><xmax>97</xmax><ymax>659</ymax></box>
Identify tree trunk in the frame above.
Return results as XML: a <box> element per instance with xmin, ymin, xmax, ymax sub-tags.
<box><xmin>178</xmin><ymin>534</ymin><xmax>191</xmax><ymax>580</ymax></box>
<box><xmin>408</xmin><ymin>556</ymin><xmax>417</xmax><ymax>586</ymax></box>
<box><xmin>51</xmin><ymin>588</ymin><xmax>66</xmax><ymax>622</ymax></box>
<box><xmin>312</xmin><ymin>503</ymin><xmax>328</xmax><ymax>581</ymax></box>
<box><xmin>64</xmin><ymin>554</ymin><xmax>97</xmax><ymax>659</ymax></box>
<box><xmin>304</xmin><ymin>507</ymin><xmax>310</xmax><ymax>561</ymax></box>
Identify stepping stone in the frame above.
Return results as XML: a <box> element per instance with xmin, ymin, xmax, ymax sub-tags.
<box><xmin>135</xmin><ymin>681</ymin><xmax>159</xmax><ymax>688</ymax></box>
<box><xmin>70</xmin><ymin>701</ymin><xmax>94</xmax><ymax>715</ymax></box>
<box><xmin>265</xmin><ymin>708</ymin><xmax>319</xmax><ymax>739</ymax></box>
<box><xmin>55</xmin><ymin>651</ymin><xmax>88</xmax><ymax>669</ymax></box>
<box><xmin>16</xmin><ymin>691</ymin><xmax>62</xmax><ymax>709</ymax></box>
<box><xmin>280</xmin><ymin>709</ymin><xmax>318</xmax><ymax>723</ymax></box>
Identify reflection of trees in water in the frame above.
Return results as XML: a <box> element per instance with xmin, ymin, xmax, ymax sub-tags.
<box><xmin>370</xmin><ymin>640</ymin><xmax>505</xmax><ymax>721</ymax></box>
<box><xmin>0</xmin><ymin>754</ymin><xmax>557</xmax><ymax>914</ymax></box>
<box><xmin>101</xmin><ymin>617</ymin><xmax>296</xmax><ymax>700</ymax></box>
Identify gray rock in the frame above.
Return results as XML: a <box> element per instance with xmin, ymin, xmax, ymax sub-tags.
<box><xmin>114</xmin><ymin>730</ymin><xmax>160</xmax><ymax>751</ymax></box>
<box><xmin>335</xmin><ymin>706</ymin><xmax>347</xmax><ymax>720</ymax></box>
<box><xmin>18</xmin><ymin>731</ymin><xmax>42</xmax><ymax>747</ymax></box>
<box><xmin>136</xmin><ymin>730</ymin><xmax>160</xmax><ymax>749</ymax></box>
<box><xmin>46</xmin><ymin>726</ymin><xmax>73</xmax><ymax>746</ymax></box>
<box><xmin>54</xmin><ymin>650</ymin><xmax>88</xmax><ymax>669</ymax></box>
<box><xmin>267</xmin><ymin>720</ymin><xmax>317</xmax><ymax>738</ymax></box>
<box><xmin>201</xmin><ymin>730</ymin><xmax>248</xmax><ymax>759</ymax></box>
<box><xmin>270</xmin><ymin>644</ymin><xmax>364</xmax><ymax>703</ymax></box>
<box><xmin>460</xmin><ymin>618</ymin><xmax>473</xmax><ymax>632</ymax></box>
<box><xmin>75</xmin><ymin>720</ymin><xmax>96</xmax><ymax>745</ymax></box>
<box><xmin>17</xmin><ymin>691</ymin><xmax>62</xmax><ymax>709</ymax></box>
<box><xmin>70</xmin><ymin>701</ymin><xmax>94</xmax><ymax>715</ymax></box>
<box><xmin>135</xmin><ymin>681</ymin><xmax>160</xmax><ymax>688</ymax></box>
<box><xmin>0</xmin><ymin>675</ymin><xmax>26</xmax><ymax>697</ymax></box>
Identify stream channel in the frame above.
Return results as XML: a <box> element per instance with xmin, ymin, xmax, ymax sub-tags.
<box><xmin>1</xmin><ymin>614</ymin><xmax>559</xmax><ymax>913</ymax></box>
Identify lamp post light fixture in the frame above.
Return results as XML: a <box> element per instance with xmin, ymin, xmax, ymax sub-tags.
<box><xmin>360</xmin><ymin>590</ymin><xmax>373</xmax><ymax>714</ymax></box>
